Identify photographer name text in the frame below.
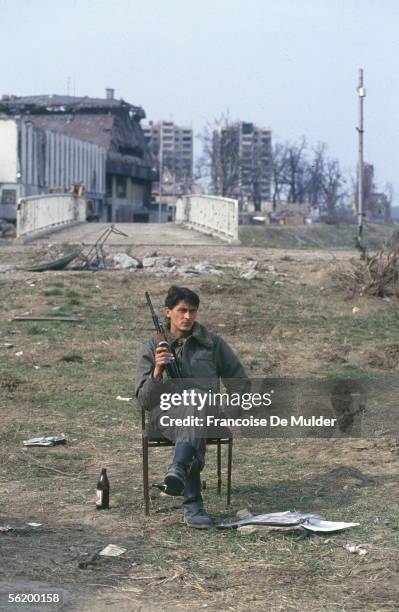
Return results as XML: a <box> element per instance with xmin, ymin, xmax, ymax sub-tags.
<box><xmin>159</xmin><ymin>415</ymin><xmax>337</xmax><ymax>428</ymax></box>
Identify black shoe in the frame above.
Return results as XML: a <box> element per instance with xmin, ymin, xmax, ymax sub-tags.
<box><xmin>184</xmin><ymin>501</ymin><xmax>213</xmax><ymax>529</ymax></box>
<box><xmin>164</xmin><ymin>442</ymin><xmax>196</xmax><ymax>497</ymax></box>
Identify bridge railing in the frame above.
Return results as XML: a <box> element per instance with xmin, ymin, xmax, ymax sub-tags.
<box><xmin>16</xmin><ymin>194</ymin><xmax>86</xmax><ymax>238</ymax></box>
<box><xmin>175</xmin><ymin>194</ymin><xmax>238</xmax><ymax>242</ymax></box>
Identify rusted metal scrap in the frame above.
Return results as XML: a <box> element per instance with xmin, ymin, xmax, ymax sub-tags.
<box><xmin>77</xmin><ymin>224</ymin><xmax>128</xmax><ymax>270</ymax></box>
<box><xmin>21</xmin><ymin>249</ymin><xmax>82</xmax><ymax>272</ymax></box>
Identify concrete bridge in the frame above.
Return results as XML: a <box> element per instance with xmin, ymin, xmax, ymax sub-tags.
<box><xmin>16</xmin><ymin>194</ymin><xmax>239</xmax><ymax>245</ymax></box>
<box><xmin>32</xmin><ymin>222</ymin><xmax>227</xmax><ymax>246</ymax></box>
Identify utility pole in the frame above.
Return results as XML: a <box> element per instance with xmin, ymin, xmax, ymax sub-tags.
<box><xmin>158</xmin><ymin>124</ymin><xmax>163</xmax><ymax>223</ymax></box>
<box><xmin>356</xmin><ymin>68</ymin><xmax>366</xmax><ymax>255</ymax></box>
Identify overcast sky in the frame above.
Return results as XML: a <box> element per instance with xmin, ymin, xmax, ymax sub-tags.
<box><xmin>1</xmin><ymin>0</ymin><xmax>399</xmax><ymax>200</ymax></box>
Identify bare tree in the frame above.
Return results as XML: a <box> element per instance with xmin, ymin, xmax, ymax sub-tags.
<box><xmin>199</xmin><ymin>119</ymin><xmax>351</xmax><ymax>222</ymax></box>
<box><xmin>281</xmin><ymin>137</ymin><xmax>308</xmax><ymax>203</ymax></box>
<box><xmin>271</xmin><ymin>142</ymin><xmax>288</xmax><ymax>211</ymax></box>
<box><xmin>198</xmin><ymin>113</ymin><xmax>240</xmax><ymax>198</ymax></box>
<box><xmin>306</xmin><ymin>143</ymin><xmax>327</xmax><ymax>209</ymax></box>
<box><xmin>321</xmin><ymin>158</ymin><xmax>346</xmax><ymax>221</ymax></box>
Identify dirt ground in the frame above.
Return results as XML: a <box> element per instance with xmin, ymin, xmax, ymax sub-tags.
<box><xmin>1</xmin><ymin>230</ymin><xmax>399</xmax><ymax>611</ymax></box>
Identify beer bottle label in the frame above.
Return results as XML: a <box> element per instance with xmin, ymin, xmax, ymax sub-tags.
<box><xmin>96</xmin><ymin>489</ymin><xmax>103</xmax><ymax>506</ymax></box>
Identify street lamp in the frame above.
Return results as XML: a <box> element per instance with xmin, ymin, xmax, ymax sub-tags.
<box><xmin>356</xmin><ymin>68</ymin><xmax>366</xmax><ymax>255</ymax></box>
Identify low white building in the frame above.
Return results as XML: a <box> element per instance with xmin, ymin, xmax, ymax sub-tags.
<box><xmin>0</xmin><ymin>117</ymin><xmax>106</xmax><ymax>220</ymax></box>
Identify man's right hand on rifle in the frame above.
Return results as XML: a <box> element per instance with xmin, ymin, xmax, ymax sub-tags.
<box><xmin>152</xmin><ymin>346</ymin><xmax>176</xmax><ymax>380</ymax></box>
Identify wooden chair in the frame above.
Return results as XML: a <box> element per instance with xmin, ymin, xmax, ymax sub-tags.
<box><xmin>141</xmin><ymin>407</ymin><xmax>233</xmax><ymax>515</ymax></box>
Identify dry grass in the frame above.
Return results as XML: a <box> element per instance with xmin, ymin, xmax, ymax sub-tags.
<box><xmin>333</xmin><ymin>247</ymin><xmax>399</xmax><ymax>299</ymax></box>
<box><xmin>1</xmin><ymin>255</ymin><xmax>399</xmax><ymax>611</ymax></box>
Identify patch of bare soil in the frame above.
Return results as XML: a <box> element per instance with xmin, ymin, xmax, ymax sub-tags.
<box><xmin>320</xmin><ymin>344</ymin><xmax>351</xmax><ymax>364</ymax></box>
<box><xmin>199</xmin><ymin>281</ymin><xmax>244</xmax><ymax>295</ymax></box>
<box><xmin>355</xmin><ymin>343</ymin><xmax>399</xmax><ymax>370</ymax></box>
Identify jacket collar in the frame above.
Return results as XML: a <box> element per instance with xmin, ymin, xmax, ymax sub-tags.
<box><xmin>164</xmin><ymin>321</ymin><xmax>213</xmax><ymax>349</ymax></box>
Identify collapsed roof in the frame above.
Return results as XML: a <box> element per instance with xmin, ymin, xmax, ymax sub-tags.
<box><xmin>0</xmin><ymin>94</ymin><xmax>154</xmax><ymax>180</ymax></box>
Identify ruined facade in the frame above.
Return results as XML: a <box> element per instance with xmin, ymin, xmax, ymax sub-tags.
<box><xmin>0</xmin><ymin>91</ymin><xmax>155</xmax><ymax>222</ymax></box>
<box><xmin>0</xmin><ymin>117</ymin><xmax>106</xmax><ymax>220</ymax></box>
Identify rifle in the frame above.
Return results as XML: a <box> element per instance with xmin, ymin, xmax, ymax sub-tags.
<box><xmin>145</xmin><ymin>291</ymin><xmax>182</xmax><ymax>379</ymax></box>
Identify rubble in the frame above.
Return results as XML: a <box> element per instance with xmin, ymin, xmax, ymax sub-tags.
<box><xmin>194</xmin><ymin>263</ymin><xmax>222</xmax><ymax>275</ymax></box>
<box><xmin>142</xmin><ymin>256</ymin><xmax>158</xmax><ymax>268</ymax></box>
<box><xmin>142</xmin><ymin>256</ymin><xmax>177</xmax><ymax>270</ymax></box>
<box><xmin>0</xmin><ymin>264</ymin><xmax>17</xmax><ymax>273</ymax></box>
<box><xmin>239</xmin><ymin>260</ymin><xmax>258</xmax><ymax>280</ymax></box>
<box><xmin>240</xmin><ymin>269</ymin><xmax>257</xmax><ymax>280</ymax></box>
<box><xmin>112</xmin><ymin>253</ymin><xmax>142</xmax><ymax>269</ymax></box>
<box><xmin>344</xmin><ymin>543</ymin><xmax>368</xmax><ymax>556</ymax></box>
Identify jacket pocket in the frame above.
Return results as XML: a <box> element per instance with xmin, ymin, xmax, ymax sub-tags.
<box><xmin>194</xmin><ymin>357</ymin><xmax>218</xmax><ymax>378</ymax></box>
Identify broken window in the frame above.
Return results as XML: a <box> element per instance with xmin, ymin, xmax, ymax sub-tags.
<box><xmin>116</xmin><ymin>176</ymin><xmax>127</xmax><ymax>198</ymax></box>
<box><xmin>106</xmin><ymin>176</ymin><xmax>113</xmax><ymax>198</ymax></box>
<box><xmin>1</xmin><ymin>190</ymin><xmax>17</xmax><ymax>206</ymax></box>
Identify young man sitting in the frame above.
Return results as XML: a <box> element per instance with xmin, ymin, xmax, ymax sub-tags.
<box><xmin>135</xmin><ymin>285</ymin><xmax>248</xmax><ymax>528</ymax></box>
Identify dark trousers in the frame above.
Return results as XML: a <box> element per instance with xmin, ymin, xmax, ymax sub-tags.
<box><xmin>149</xmin><ymin>403</ymin><xmax>207</xmax><ymax>469</ymax></box>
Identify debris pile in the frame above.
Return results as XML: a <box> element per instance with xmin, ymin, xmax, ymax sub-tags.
<box><xmin>0</xmin><ymin>219</ymin><xmax>16</xmax><ymax>238</ymax></box>
<box><xmin>240</xmin><ymin>260</ymin><xmax>257</xmax><ymax>280</ymax></box>
<box><xmin>335</xmin><ymin>247</ymin><xmax>399</xmax><ymax>298</ymax></box>
<box><xmin>364</xmin><ymin>248</ymin><xmax>399</xmax><ymax>297</ymax></box>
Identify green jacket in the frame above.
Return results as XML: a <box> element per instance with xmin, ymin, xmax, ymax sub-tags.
<box><xmin>135</xmin><ymin>321</ymin><xmax>248</xmax><ymax>411</ymax></box>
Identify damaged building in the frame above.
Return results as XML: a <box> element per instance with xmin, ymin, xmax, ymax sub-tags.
<box><xmin>0</xmin><ymin>116</ymin><xmax>106</xmax><ymax>221</ymax></box>
<box><xmin>0</xmin><ymin>90</ymin><xmax>155</xmax><ymax>222</ymax></box>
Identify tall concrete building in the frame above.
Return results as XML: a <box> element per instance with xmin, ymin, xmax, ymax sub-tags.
<box><xmin>143</xmin><ymin>121</ymin><xmax>193</xmax><ymax>201</ymax></box>
<box><xmin>212</xmin><ymin>121</ymin><xmax>272</xmax><ymax>209</ymax></box>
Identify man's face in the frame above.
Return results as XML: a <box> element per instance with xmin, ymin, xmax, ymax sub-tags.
<box><xmin>165</xmin><ymin>300</ymin><xmax>198</xmax><ymax>335</ymax></box>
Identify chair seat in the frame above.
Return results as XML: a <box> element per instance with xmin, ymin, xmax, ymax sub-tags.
<box><xmin>144</xmin><ymin>425</ymin><xmax>232</xmax><ymax>443</ymax></box>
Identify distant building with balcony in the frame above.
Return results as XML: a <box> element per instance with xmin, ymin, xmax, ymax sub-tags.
<box><xmin>143</xmin><ymin>121</ymin><xmax>193</xmax><ymax>209</ymax></box>
<box><xmin>0</xmin><ymin>89</ymin><xmax>155</xmax><ymax>222</ymax></box>
<box><xmin>212</xmin><ymin>121</ymin><xmax>272</xmax><ymax>211</ymax></box>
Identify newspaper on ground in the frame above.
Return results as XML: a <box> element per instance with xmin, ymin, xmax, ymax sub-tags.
<box><xmin>23</xmin><ymin>435</ymin><xmax>67</xmax><ymax>447</ymax></box>
<box><xmin>0</xmin><ymin>522</ymin><xmax>42</xmax><ymax>533</ymax></box>
<box><xmin>218</xmin><ymin>511</ymin><xmax>359</xmax><ymax>533</ymax></box>
<box><xmin>99</xmin><ymin>544</ymin><xmax>127</xmax><ymax>557</ymax></box>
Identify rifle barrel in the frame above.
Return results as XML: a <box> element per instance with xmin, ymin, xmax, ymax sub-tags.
<box><xmin>145</xmin><ymin>291</ymin><xmax>182</xmax><ymax>378</ymax></box>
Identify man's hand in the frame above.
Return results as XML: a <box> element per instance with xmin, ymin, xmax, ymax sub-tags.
<box><xmin>152</xmin><ymin>346</ymin><xmax>175</xmax><ymax>380</ymax></box>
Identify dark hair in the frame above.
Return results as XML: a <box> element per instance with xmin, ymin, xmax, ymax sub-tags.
<box><xmin>165</xmin><ymin>286</ymin><xmax>200</xmax><ymax>309</ymax></box>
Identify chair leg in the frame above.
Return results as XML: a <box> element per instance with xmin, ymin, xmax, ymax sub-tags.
<box><xmin>227</xmin><ymin>438</ymin><xmax>233</xmax><ymax>506</ymax></box>
<box><xmin>142</xmin><ymin>434</ymin><xmax>150</xmax><ymax>515</ymax></box>
<box><xmin>217</xmin><ymin>440</ymin><xmax>222</xmax><ymax>495</ymax></box>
